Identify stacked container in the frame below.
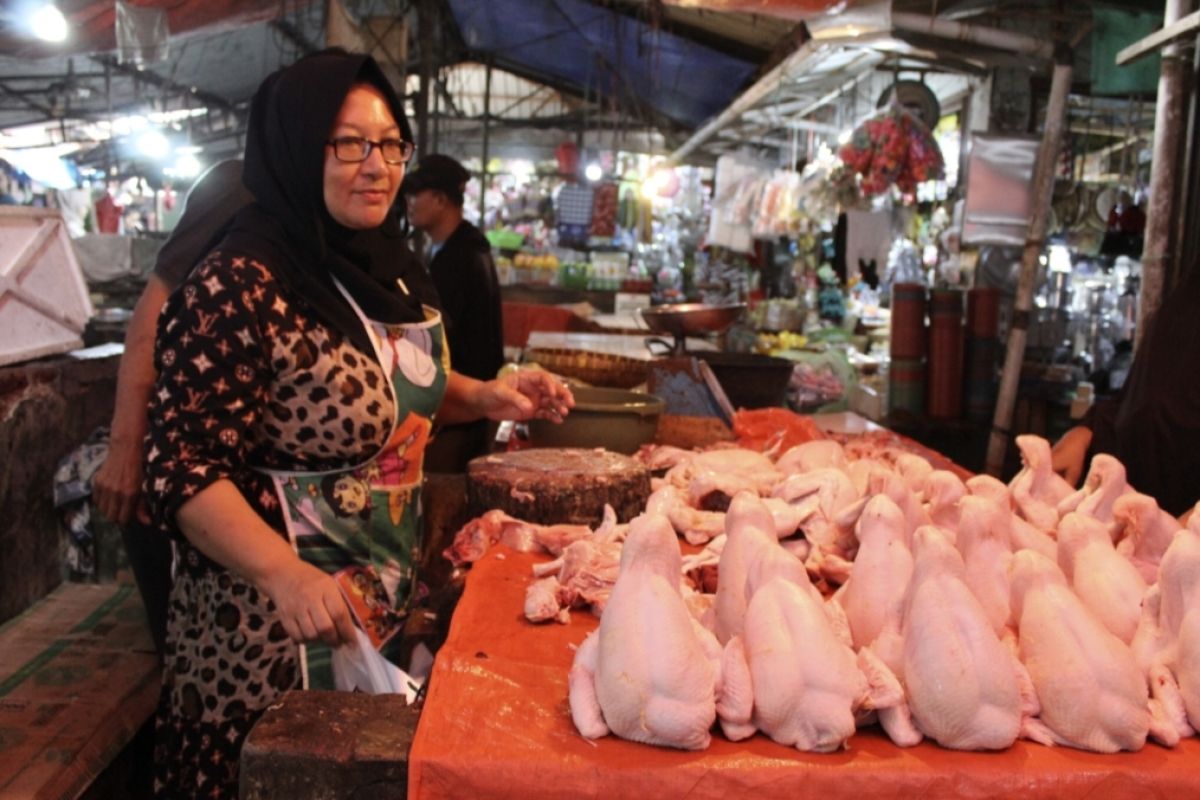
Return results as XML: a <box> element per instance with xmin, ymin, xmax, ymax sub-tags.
<box><xmin>927</xmin><ymin>289</ymin><xmax>965</xmax><ymax>420</ymax></box>
<box><xmin>889</xmin><ymin>283</ymin><xmax>927</xmax><ymax>415</ymax></box>
<box><xmin>964</xmin><ymin>287</ymin><xmax>1001</xmax><ymax>421</ymax></box>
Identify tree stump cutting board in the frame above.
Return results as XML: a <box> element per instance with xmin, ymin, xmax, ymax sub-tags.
<box><xmin>466</xmin><ymin>448</ymin><xmax>650</xmax><ymax>526</ymax></box>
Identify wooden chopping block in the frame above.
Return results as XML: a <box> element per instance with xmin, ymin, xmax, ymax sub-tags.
<box><xmin>466</xmin><ymin>448</ymin><xmax>650</xmax><ymax>526</ymax></box>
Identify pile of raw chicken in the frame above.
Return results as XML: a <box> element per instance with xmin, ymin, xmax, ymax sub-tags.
<box><xmin>446</xmin><ymin>433</ymin><xmax>1200</xmax><ymax>755</ymax></box>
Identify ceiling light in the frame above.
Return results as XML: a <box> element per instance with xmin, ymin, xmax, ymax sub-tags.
<box><xmin>585</xmin><ymin>162</ymin><xmax>603</xmax><ymax>182</ymax></box>
<box><xmin>138</xmin><ymin>130</ymin><xmax>169</xmax><ymax>159</ymax></box>
<box><xmin>31</xmin><ymin>3</ymin><xmax>68</xmax><ymax>43</ymax></box>
<box><xmin>172</xmin><ymin>154</ymin><xmax>202</xmax><ymax>179</ymax></box>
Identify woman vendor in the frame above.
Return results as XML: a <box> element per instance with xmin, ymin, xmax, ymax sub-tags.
<box><xmin>143</xmin><ymin>49</ymin><xmax>572</xmax><ymax>797</ymax></box>
<box><xmin>1052</xmin><ymin>259</ymin><xmax>1199</xmax><ymax>522</ymax></box>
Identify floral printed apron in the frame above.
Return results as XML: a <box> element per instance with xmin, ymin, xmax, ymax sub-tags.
<box><xmin>262</xmin><ymin>281</ymin><xmax>448</xmax><ymax>689</ymax></box>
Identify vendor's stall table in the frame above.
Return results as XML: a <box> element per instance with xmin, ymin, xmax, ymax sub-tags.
<box><xmin>409</xmin><ymin>546</ymin><xmax>1200</xmax><ymax>800</ymax></box>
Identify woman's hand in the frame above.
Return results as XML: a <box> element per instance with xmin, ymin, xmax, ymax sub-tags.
<box><xmin>93</xmin><ymin>434</ymin><xmax>149</xmax><ymax>526</ymax></box>
<box><xmin>258</xmin><ymin>558</ymin><xmax>358</xmax><ymax>648</ymax></box>
<box><xmin>1050</xmin><ymin>425</ymin><xmax>1093</xmax><ymax>487</ymax></box>
<box><xmin>481</xmin><ymin>368</ymin><xmax>575</xmax><ymax>423</ymax></box>
<box><xmin>440</xmin><ymin>368</ymin><xmax>575</xmax><ymax>425</ymax></box>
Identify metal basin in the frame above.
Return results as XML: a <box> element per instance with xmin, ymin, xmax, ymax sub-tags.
<box><xmin>639</xmin><ymin>303</ymin><xmax>746</xmax><ymax>338</ymax></box>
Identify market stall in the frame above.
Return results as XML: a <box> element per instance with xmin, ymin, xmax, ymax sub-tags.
<box><xmin>409</xmin><ymin>547</ymin><xmax>1199</xmax><ymax>800</ymax></box>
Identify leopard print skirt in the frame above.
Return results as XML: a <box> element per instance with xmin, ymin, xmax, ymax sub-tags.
<box><xmin>153</xmin><ymin>551</ymin><xmax>300</xmax><ymax>798</ymax></box>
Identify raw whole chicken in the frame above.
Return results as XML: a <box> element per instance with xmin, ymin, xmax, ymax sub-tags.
<box><xmin>1055</xmin><ymin>512</ymin><xmax>1146</xmax><ymax>644</ymax></box>
<box><xmin>901</xmin><ymin>526</ymin><xmax>1022</xmax><ymax>750</ymax></box>
<box><xmin>775</xmin><ymin>439</ymin><xmax>848</xmax><ymax>475</ymax></box>
<box><xmin>714</xmin><ymin>491</ymin><xmax>781</xmax><ymax>643</ymax></box>
<box><xmin>1010</xmin><ymin>435</ymin><xmax>1074</xmax><ymax>532</ymax></box>
<box><xmin>894</xmin><ymin>452</ymin><xmax>935</xmax><ymax>495</ymax></box>
<box><xmin>839</xmin><ymin>495</ymin><xmax>912</xmax><ymax>651</ymax></box>
<box><xmin>1114</xmin><ymin>492</ymin><xmax>1183</xmax><ymax>583</ymax></box>
<box><xmin>965</xmin><ymin>474</ymin><xmax>1011</xmax><ymax>505</ymax></box>
<box><xmin>871</xmin><ymin>472</ymin><xmax>932</xmax><ymax>546</ymax></box>
<box><xmin>717</xmin><ymin>540</ymin><xmax>903</xmax><ymax>752</ymax></box>
<box><xmin>955</xmin><ymin>496</ymin><xmax>1014</xmax><ymax>635</ymax></box>
<box><xmin>1056</xmin><ymin>454</ymin><xmax>1131</xmax><ymax>532</ymax></box>
<box><xmin>1135</xmin><ymin>524</ymin><xmax>1200</xmax><ymax>734</ymax></box>
<box><xmin>1009</xmin><ymin>550</ymin><xmax>1150</xmax><ymax>752</ymax></box>
<box><xmin>846</xmin><ymin>458</ymin><xmax>895</xmax><ymax>497</ymax></box>
<box><xmin>924</xmin><ymin>470</ymin><xmax>966</xmax><ymax>533</ymax></box>
<box><xmin>568</xmin><ymin>513</ymin><xmax>723</xmax><ymax>749</ymax></box>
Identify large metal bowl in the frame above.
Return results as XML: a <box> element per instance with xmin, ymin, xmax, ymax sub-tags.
<box><xmin>638</xmin><ymin>303</ymin><xmax>747</xmax><ymax>338</ymax></box>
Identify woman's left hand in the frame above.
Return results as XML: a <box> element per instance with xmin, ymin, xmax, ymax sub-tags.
<box><xmin>478</xmin><ymin>369</ymin><xmax>574</xmax><ymax>423</ymax></box>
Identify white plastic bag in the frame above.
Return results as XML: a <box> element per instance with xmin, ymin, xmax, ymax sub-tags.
<box><xmin>330</xmin><ymin>627</ymin><xmax>424</xmax><ymax>702</ymax></box>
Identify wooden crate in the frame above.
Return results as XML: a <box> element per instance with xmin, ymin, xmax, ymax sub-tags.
<box><xmin>0</xmin><ymin>207</ymin><xmax>94</xmax><ymax>367</ymax></box>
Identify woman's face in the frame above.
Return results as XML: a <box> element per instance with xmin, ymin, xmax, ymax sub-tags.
<box><xmin>323</xmin><ymin>84</ymin><xmax>405</xmax><ymax>230</ymax></box>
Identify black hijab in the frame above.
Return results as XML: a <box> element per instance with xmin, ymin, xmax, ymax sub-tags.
<box><xmin>220</xmin><ymin>49</ymin><xmax>435</xmax><ymax>353</ymax></box>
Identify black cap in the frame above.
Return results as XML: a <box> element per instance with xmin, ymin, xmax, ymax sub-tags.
<box><xmin>401</xmin><ymin>153</ymin><xmax>471</xmax><ymax>206</ymax></box>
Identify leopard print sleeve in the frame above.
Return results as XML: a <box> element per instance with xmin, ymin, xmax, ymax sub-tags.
<box><xmin>144</xmin><ymin>251</ymin><xmax>277</xmax><ymax>532</ymax></box>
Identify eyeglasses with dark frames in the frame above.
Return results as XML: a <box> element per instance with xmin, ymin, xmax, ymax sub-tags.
<box><xmin>327</xmin><ymin>136</ymin><xmax>415</xmax><ymax>164</ymax></box>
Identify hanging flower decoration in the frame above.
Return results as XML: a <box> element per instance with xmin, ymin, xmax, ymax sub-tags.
<box><xmin>838</xmin><ymin>107</ymin><xmax>945</xmax><ymax>199</ymax></box>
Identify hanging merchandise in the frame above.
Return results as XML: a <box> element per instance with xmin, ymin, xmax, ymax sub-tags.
<box><xmin>839</xmin><ymin>106</ymin><xmax>945</xmax><ymax>198</ymax></box>
<box><xmin>708</xmin><ymin>152</ymin><xmax>772</xmax><ymax>254</ymax></box>
<box><xmin>752</xmin><ymin>170</ymin><xmax>802</xmax><ymax>240</ymax></box>
<box><xmin>590</xmin><ymin>182</ymin><xmax>619</xmax><ymax>238</ymax></box>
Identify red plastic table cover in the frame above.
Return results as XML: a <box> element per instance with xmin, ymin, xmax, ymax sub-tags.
<box><xmin>408</xmin><ymin>548</ymin><xmax>1200</xmax><ymax>800</ymax></box>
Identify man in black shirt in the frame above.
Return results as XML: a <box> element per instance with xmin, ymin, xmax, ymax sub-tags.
<box><xmin>403</xmin><ymin>154</ymin><xmax>505</xmax><ymax>470</ymax></box>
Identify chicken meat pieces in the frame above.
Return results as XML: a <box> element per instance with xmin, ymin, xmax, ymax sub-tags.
<box><xmin>718</xmin><ymin>540</ymin><xmax>902</xmax><ymax>752</ymax></box>
<box><xmin>902</xmin><ymin>527</ymin><xmax>1022</xmax><ymax>750</ymax></box>
<box><xmin>1010</xmin><ymin>550</ymin><xmax>1150</xmax><ymax>753</ymax></box>
<box><xmin>665</xmin><ymin>448</ymin><xmax>782</xmax><ymax>508</ymax></box>
<box><xmin>772</xmin><ymin>467</ymin><xmax>860</xmax><ymax>556</ymax></box>
<box><xmin>568</xmin><ymin>512</ymin><xmax>722</xmax><ymax>749</ymax></box>
<box><xmin>1056</xmin><ymin>512</ymin><xmax>1146</xmax><ymax>644</ymax></box>
<box><xmin>1010</xmin><ymin>435</ymin><xmax>1074</xmax><ymax>532</ymax></box>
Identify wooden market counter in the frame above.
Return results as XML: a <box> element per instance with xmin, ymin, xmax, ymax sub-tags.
<box><xmin>407</xmin><ymin>547</ymin><xmax>1200</xmax><ymax>800</ymax></box>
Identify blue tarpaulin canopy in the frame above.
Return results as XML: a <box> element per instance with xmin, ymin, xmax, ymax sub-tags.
<box><xmin>447</xmin><ymin>0</ymin><xmax>760</xmax><ymax>129</ymax></box>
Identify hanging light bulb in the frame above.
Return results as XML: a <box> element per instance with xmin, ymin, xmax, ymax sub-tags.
<box><xmin>585</xmin><ymin>162</ymin><xmax>603</xmax><ymax>182</ymax></box>
<box><xmin>31</xmin><ymin>3</ymin><xmax>68</xmax><ymax>43</ymax></box>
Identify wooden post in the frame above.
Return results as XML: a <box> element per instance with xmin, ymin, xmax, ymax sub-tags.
<box><xmin>1139</xmin><ymin>0</ymin><xmax>1194</xmax><ymax>345</ymax></box>
<box><xmin>479</xmin><ymin>57</ymin><xmax>492</xmax><ymax>226</ymax></box>
<box><xmin>985</xmin><ymin>55</ymin><xmax>1073</xmax><ymax>477</ymax></box>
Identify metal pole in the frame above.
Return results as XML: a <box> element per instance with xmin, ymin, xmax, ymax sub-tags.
<box><xmin>479</xmin><ymin>57</ymin><xmax>492</xmax><ymax>227</ymax></box>
<box><xmin>1139</xmin><ymin>0</ymin><xmax>1194</xmax><ymax>344</ymax></box>
<box><xmin>416</xmin><ymin>0</ymin><xmax>434</xmax><ymax>158</ymax></box>
<box><xmin>985</xmin><ymin>55</ymin><xmax>1073</xmax><ymax>477</ymax></box>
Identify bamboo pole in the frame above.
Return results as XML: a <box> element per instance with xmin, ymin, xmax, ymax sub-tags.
<box><xmin>1139</xmin><ymin>0</ymin><xmax>1194</xmax><ymax>346</ymax></box>
<box><xmin>985</xmin><ymin>55</ymin><xmax>1073</xmax><ymax>477</ymax></box>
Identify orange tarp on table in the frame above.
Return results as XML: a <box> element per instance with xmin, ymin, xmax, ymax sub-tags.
<box><xmin>408</xmin><ymin>548</ymin><xmax>1200</xmax><ymax>799</ymax></box>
